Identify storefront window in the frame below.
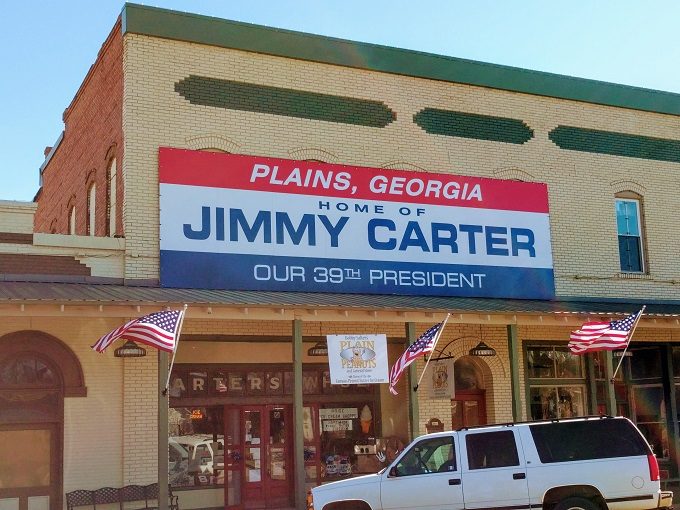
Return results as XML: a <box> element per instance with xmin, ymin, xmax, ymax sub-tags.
<box><xmin>320</xmin><ymin>403</ymin><xmax>375</xmax><ymax>480</ymax></box>
<box><xmin>593</xmin><ymin>351</ymin><xmax>628</xmax><ymax>416</ymax></box>
<box><xmin>527</xmin><ymin>345</ymin><xmax>586</xmax><ymax>421</ymax></box>
<box><xmin>529</xmin><ymin>386</ymin><xmax>585</xmax><ymax>419</ymax></box>
<box><xmin>630</xmin><ymin>348</ymin><xmax>661</xmax><ymax>380</ymax></box>
<box><xmin>303</xmin><ymin>406</ymin><xmax>319</xmax><ymax>491</ymax></box>
<box><xmin>527</xmin><ymin>346</ymin><xmax>583</xmax><ymax>378</ymax></box>
<box><xmin>632</xmin><ymin>385</ymin><xmax>669</xmax><ymax>459</ymax></box>
<box><xmin>169</xmin><ymin>407</ymin><xmax>224</xmax><ymax>488</ymax></box>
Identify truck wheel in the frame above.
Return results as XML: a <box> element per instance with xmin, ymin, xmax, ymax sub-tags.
<box><xmin>555</xmin><ymin>497</ymin><xmax>599</xmax><ymax>510</ymax></box>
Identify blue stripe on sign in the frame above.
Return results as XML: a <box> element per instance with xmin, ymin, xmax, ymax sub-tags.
<box><xmin>160</xmin><ymin>251</ymin><xmax>555</xmax><ymax>299</ymax></box>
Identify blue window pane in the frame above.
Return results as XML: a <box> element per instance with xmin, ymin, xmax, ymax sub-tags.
<box><xmin>616</xmin><ymin>200</ymin><xmax>639</xmax><ymax>236</ymax></box>
<box><xmin>619</xmin><ymin>236</ymin><xmax>642</xmax><ymax>272</ymax></box>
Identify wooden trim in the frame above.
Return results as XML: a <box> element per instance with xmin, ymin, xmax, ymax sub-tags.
<box><xmin>0</xmin><ymin>331</ymin><xmax>86</xmax><ymax>397</ymax></box>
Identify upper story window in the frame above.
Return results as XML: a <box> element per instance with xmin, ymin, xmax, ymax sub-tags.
<box><xmin>615</xmin><ymin>197</ymin><xmax>644</xmax><ymax>272</ymax></box>
<box><xmin>87</xmin><ymin>183</ymin><xmax>96</xmax><ymax>236</ymax></box>
<box><xmin>108</xmin><ymin>158</ymin><xmax>117</xmax><ymax>237</ymax></box>
<box><xmin>69</xmin><ymin>206</ymin><xmax>76</xmax><ymax>235</ymax></box>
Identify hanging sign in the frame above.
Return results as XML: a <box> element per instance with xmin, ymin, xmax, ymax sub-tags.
<box><xmin>424</xmin><ymin>359</ymin><xmax>455</xmax><ymax>399</ymax></box>
<box><xmin>326</xmin><ymin>334</ymin><xmax>389</xmax><ymax>385</ymax></box>
<box><xmin>159</xmin><ymin>148</ymin><xmax>554</xmax><ymax>298</ymax></box>
<box><xmin>319</xmin><ymin>408</ymin><xmax>358</xmax><ymax>420</ymax></box>
<box><xmin>322</xmin><ymin>420</ymin><xmax>354</xmax><ymax>432</ymax></box>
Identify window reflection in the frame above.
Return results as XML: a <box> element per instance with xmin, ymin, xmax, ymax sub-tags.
<box><xmin>0</xmin><ymin>356</ymin><xmax>56</xmax><ymax>386</ymax></box>
<box><xmin>530</xmin><ymin>386</ymin><xmax>585</xmax><ymax>420</ymax></box>
<box><xmin>527</xmin><ymin>347</ymin><xmax>582</xmax><ymax>379</ymax></box>
<box><xmin>169</xmin><ymin>407</ymin><xmax>224</xmax><ymax>487</ymax></box>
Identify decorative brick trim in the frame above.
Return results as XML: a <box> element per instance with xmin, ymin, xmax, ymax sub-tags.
<box><xmin>493</xmin><ymin>167</ymin><xmax>537</xmax><ymax>182</ymax></box>
<box><xmin>287</xmin><ymin>147</ymin><xmax>339</xmax><ymax>163</ymax></box>
<box><xmin>175</xmin><ymin>75</ymin><xmax>396</xmax><ymax>127</ymax></box>
<box><xmin>549</xmin><ymin>126</ymin><xmax>680</xmax><ymax>163</ymax></box>
<box><xmin>379</xmin><ymin>160</ymin><xmax>427</xmax><ymax>172</ymax></box>
<box><xmin>609</xmin><ymin>180</ymin><xmax>647</xmax><ymax>196</ymax></box>
<box><xmin>616</xmin><ymin>272</ymin><xmax>652</xmax><ymax>280</ymax></box>
<box><xmin>414</xmin><ymin>108</ymin><xmax>534</xmax><ymax>144</ymax></box>
<box><xmin>185</xmin><ymin>134</ymin><xmax>240</xmax><ymax>153</ymax></box>
<box><xmin>440</xmin><ymin>337</ymin><xmax>507</xmax><ymax>378</ymax></box>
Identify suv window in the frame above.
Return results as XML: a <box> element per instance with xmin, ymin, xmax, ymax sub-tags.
<box><xmin>466</xmin><ymin>430</ymin><xmax>519</xmax><ymax>469</ymax></box>
<box><xmin>394</xmin><ymin>436</ymin><xmax>455</xmax><ymax>476</ymax></box>
<box><xmin>530</xmin><ymin>419</ymin><xmax>650</xmax><ymax>463</ymax></box>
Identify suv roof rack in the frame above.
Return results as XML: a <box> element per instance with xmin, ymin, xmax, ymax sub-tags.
<box><xmin>455</xmin><ymin>414</ymin><xmax>615</xmax><ymax>432</ymax></box>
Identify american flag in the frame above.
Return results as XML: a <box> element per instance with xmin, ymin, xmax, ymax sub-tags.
<box><xmin>568</xmin><ymin>309</ymin><xmax>642</xmax><ymax>355</ymax></box>
<box><xmin>389</xmin><ymin>322</ymin><xmax>443</xmax><ymax>395</ymax></box>
<box><xmin>91</xmin><ymin>309</ymin><xmax>185</xmax><ymax>354</ymax></box>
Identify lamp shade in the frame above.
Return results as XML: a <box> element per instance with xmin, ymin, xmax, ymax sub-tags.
<box><xmin>114</xmin><ymin>340</ymin><xmax>147</xmax><ymax>358</ymax></box>
<box><xmin>469</xmin><ymin>341</ymin><xmax>496</xmax><ymax>357</ymax></box>
<box><xmin>307</xmin><ymin>341</ymin><xmax>328</xmax><ymax>356</ymax></box>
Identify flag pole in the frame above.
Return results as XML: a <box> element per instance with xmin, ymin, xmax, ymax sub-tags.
<box><xmin>163</xmin><ymin>304</ymin><xmax>188</xmax><ymax>395</ymax></box>
<box><xmin>611</xmin><ymin>305</ymin><xmax>645</xmax><ymax>382</ymax></box>
<box><xmin>414</xmin><ymin>313</ymin><xmax>450</xmax><ymax>392</ymax></box>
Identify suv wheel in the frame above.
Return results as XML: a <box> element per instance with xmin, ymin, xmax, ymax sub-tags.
<box><xmin>555</xmin><ymin>497</ymin><xmax>599</xmax><ymax>510</ymax></box>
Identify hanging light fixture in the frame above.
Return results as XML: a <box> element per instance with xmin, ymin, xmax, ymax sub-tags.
<box><xmin>469</xmin><ymin>324</ymin><xmax>496</xmax><ymax>356</ymax></box>
<box><xmin>308</xmin><ymin>322</ymin><xmax>328</xmax><ymax>356</ymax></box>
<box><xmin>308</xmin><ymin>340</ymin><xmax>328</xmax><ymax>357</ymax></box>
<box><xmin>469</xmin><ymin>341</ymin><xmax>496</xmax><ymax>356</ymax></box>
<box><xmin>114</xmin><ymin>340</ymin><xmax>147</xmax><ymax>358</ymax></box>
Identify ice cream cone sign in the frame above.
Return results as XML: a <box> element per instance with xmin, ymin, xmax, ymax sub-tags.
<box><xmin>360</xmin><ymin>405</ymin><xmax>372</xmax><ymax>434</ymax></box>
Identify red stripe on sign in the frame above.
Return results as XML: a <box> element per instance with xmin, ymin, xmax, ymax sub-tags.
<box><xmin>159</xmin><ymin>147</ymin><xmax>549</xmax><ymax>213</ymax></box>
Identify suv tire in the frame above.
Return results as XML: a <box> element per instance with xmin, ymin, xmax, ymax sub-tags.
<box><xmin>555</xmin><ymin>497</ymin><xmax>599</xmax><ymax>510</ymax></box>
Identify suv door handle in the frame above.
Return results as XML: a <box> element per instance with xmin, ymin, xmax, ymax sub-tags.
<box><xmin>449</xmin><ymin>478</ymin><xmax>461</xmax><ymax>485</ymax></box>
<box><xmin>513</xmin><ymin>472</ymin><xmax>526</xmax><ymax>480</ymax></box>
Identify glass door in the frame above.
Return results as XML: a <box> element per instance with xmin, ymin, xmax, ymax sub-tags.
<box><xmin>242</xmin><ymin>406</ymin><xmax>292</xmax><ymax>509</ymax></box>
<box><xmin>265</xmin><ymin>405</ymin><xmax>291</xmax><ymax>508</ymax></box>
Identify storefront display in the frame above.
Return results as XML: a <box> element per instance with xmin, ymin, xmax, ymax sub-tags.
<box><xmin>168</xmin><ymin>363</ymin><xmax>381</xmax><ymax>505</ymax></box>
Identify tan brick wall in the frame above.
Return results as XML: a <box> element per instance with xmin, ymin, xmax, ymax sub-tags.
<box><xmin>122</xmin><ymin>34</ymin><xmax>680</xmax><ymax>299</ymax></box>
<box><xmin>123</xmin><ymin>354</ymin><xmax>158</xmax><ymax>485</ymax></box>
<box><xmin>0</xmin><ymin>201</ymin><xmax>36</xmax><ymax>234</ymax></box>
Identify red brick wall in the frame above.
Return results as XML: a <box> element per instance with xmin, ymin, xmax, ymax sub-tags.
<box><xmin>34</xmin><ymin>19</ymin><xmax>123</xmax><ymax>236</ymax></box>
<box><xmin>0</xmin><ymin>254</ymin><xmax>90</xmax><ymax>276</ymax></box>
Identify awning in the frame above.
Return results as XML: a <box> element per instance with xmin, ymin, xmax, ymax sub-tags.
<box><xmin>1</xmin><ymin>281</ymin><xmax>678</xmax><ymax>316</ymax></box>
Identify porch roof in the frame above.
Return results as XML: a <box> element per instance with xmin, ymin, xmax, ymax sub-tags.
<box><xmin>0</xmin><ymin>281</ymin><xmax>678</xmax><ymax>317</ymax></box>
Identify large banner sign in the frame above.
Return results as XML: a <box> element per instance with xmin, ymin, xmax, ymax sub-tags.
<box><xmin>159</xmin><ymin>148</ymin><xmax>554</xmax><ymax>299</ymax></box>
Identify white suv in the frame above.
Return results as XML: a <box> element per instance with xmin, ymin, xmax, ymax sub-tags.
<box><xmin>310</xmin><ymin>416</ymin><xmax>673</xmax><ymax>510</ymax></box>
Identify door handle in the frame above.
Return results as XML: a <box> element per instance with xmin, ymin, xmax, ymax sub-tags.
<box><xmin>449</xmin><ymin>478</ymin><xmax>461</xmax><ymax>485</ymax></box>
<box><xmin>513</xmin><ymin>472</ymin><xmax>526</xmax><ymax>480</ymax></box>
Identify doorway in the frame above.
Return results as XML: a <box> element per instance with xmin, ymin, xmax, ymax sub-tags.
<box><xmin>239</xmin><ymin>405</ymin><xmax>293</xmax><ymax>509</ymax></box>
<box><xmin>451</xmin><ymin>356</ymin><xmax>487</xmax><ymax>428</ymax></box>
<box><xmin>451</xmin><ymin>391</ymin><xmax>486</xmax><ymax>428</ymax></box>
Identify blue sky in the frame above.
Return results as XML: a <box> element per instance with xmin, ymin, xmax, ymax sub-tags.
<box><xmin>1</xmin><ymin>0</ymin><xmax>679</xmax><ymax>202</ymax></box>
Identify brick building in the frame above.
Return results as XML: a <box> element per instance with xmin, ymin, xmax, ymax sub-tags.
<box><xmin>2</xmin><ymin>4</ymin><xmax>680</xmax><ymax>510</ymax></box>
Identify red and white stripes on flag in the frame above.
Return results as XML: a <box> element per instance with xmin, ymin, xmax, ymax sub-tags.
<box><xmin>389</xmin><ymin>322</ymin><xmax>443</xmax><ymax>395</ymax></box>
<box><xmin>568</xmin><ymin>309</ymin><xmax>642</xmax><ymax>355</ymax></box>
<box><xmin>91</xmin><ymin>309</ymin><xmax>185</xmax><ymax>354</ymax></box>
